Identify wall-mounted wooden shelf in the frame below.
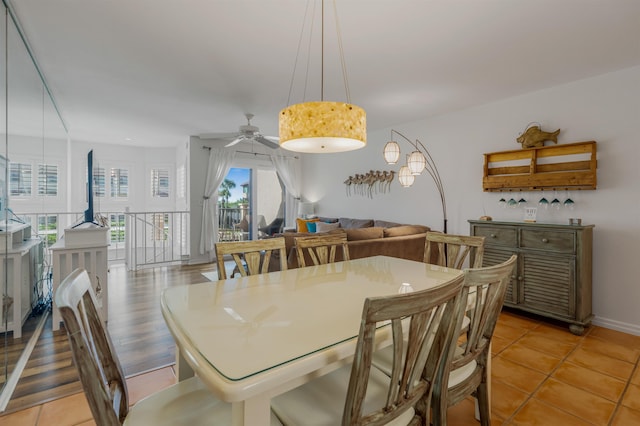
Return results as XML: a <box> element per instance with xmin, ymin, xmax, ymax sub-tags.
<box><xmin>483</xmin><ymin>141</ymin><xmax>597</xmax><ymax>192</ymax></box>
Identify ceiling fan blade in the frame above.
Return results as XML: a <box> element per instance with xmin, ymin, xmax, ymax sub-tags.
<box><xmin>225</xmin><ymin>136</ymin><xmax>246</xmax><ymax>147</ymax></box>
<box><xmin>254</xmin><ymin>135</ymin><xmax>280</xmax><ymax>149</ymax></box>
<box><xmin>198</xmin><ymin>132</ymin><xmax>240</xmax><ymax>140</ymax></box>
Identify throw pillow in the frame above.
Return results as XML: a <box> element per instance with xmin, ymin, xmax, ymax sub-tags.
<box><xmin>316</xmin><ymin>216</ymin><xmax>339</xmax><ymax>223</ymax></box>
<box><xmin>306</xmin><ymin>221</ymin><xmax>318</xmax><ymax>233</ymax></box>
<box><xmin>345</xmin><ymin>227</ymin><xmax>384</xmax><ymax>241</ymax></box>
<box><xmin>383</xmin><ymin>224</ymin><xmax>431</xmax><ymax>237</ymax></box>
<box><xmin>374</xmin><ymin>219</ymin><xmax>403</xmax><ymax>228</ymax></box>
<box><xmin>315</xmin><ymin>221</ymin><xmax>340</xmax><ymax>233</ymax></box>
<box><xmin>296</xmin><ymin>218</ymin><xmax>320</xmax><ymax>233</ymax></box>
<box><xmin>338</xmin><ymin>218</ymin><xmax>374</xmax><ymax>229</ymax></box>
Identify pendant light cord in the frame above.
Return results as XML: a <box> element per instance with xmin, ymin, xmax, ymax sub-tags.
<box><xmin>332</xmin><ymin>0</ymin><xmax>351</xmax><ymax>103</ymax></box>
<box><xmin>285</xmin><ymin>0</ymin><xmax>352</xmax><ymax>106</ymax></box>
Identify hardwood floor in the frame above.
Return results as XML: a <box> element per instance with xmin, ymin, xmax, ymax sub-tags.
<box><xmin>0</xmin><ymin>262</ymin><xmax>218</xmax><ymax>414</ymax></box>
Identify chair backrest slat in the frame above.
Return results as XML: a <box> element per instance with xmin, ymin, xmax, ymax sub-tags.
<box><xmin>55</xmin><ymin>268</ymin><xmax>128</xmax><ymax>426</ymax></box>
<box><xmin>342</xmin><ymin>272</ymin><xmax>465</xmax><ymax>425</ymax></box>
<box><xmin>424</xmin><ymin>232</ymin><xmax>486</xmax><ymax>269</ymax></box>
<box><xmin>431</xmin><ymin>254</ymin><xmax>518</xmax><ymax>424</ymax></box>
<box><xmin>295</xmin><ymin>234</ymin><xmax>350</xmax><ymax>267</ymax></box>
<box><xmin>455</xmin><ymin>255</ymin><xmax>517</xmax><ymax>368</ymax></box>
<box><xmin>215</xmin><ymin>237</ymin><xmax>287</xmax><ymax>280</ymax></box>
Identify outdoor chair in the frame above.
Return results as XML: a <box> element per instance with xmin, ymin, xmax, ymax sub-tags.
<box><xmin>259</xmin><ymin>217</ymin><xmax>284</xmax><ymax>236</ymax></box>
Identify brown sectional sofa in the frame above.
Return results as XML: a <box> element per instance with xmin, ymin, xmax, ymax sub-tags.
<box><xmin>273</xmin><ymin>217</ymin><xmax>434</xmax><ymax>269</ymax></box>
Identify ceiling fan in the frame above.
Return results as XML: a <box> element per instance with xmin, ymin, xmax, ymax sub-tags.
<box><xmin>199</xmin><ymin>113</ymin><xmax>280</xmax><ymax>149</ymax></box>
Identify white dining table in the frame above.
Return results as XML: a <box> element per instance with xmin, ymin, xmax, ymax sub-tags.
<box><xmin>161</xmin><ymin>255</ymin><xmax>463</xmax><ymax>426</ymax></box>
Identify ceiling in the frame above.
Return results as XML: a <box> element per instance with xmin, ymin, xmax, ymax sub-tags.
<box><xmin>9</xmin><ymin>0</ymin><xmax>640</xmax><ymax>148</ymax></box>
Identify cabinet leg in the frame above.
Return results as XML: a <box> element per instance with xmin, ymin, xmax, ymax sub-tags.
<box><xmin>569</xmin><ymin>324</ymin><xmax>585</xmax><ymax>336</ymax></box>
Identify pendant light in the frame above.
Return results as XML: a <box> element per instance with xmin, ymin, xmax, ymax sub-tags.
<box><xmin>279</xmin><ymin>0</ymin><xmax>366</xmax><ymax>153</ymax></box>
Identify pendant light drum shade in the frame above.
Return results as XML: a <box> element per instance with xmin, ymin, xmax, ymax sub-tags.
<box><xmin>279</xmin><ymin>101</ymin><xmax>366</xmax><ymax>153</ymax></box>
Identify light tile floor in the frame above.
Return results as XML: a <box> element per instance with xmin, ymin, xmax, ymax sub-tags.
<box><xmin>1</xmin><ymin>310</ymin><xmax>639</xmax><ymax>426</ymax></box>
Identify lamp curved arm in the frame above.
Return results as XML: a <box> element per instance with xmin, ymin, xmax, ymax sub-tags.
<box><xmin>390</xmin><ymin>129</ymin><xmax>448</xmax><ymax>233</ymax></box>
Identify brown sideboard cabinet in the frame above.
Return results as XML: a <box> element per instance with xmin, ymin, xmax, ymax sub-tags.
<box><xmin>469</xmin><ymin>220</ymin><xmax>594</xmax><ymax>335</ymax></box>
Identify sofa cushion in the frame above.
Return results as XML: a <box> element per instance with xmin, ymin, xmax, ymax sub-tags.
<box><xmin>316</xmin><ymin>216</ymin><xmax>339</xmax><ymax>223</ymax></box>
<box><xmin>296</xmin><ymin>218</ymin><xmax>320</xmax><ymax>233</ymax></box>
<box><xmin>339</xmin><ymin>218</ymin><xmax>374</xmax><ymax>229</ymax></box>
<box><xmin>315</xmin><ymin>222</ymin><xmax>341</xmax><ymax>233</ymax></box>
<box><xmin>374</xmin><ymin>219</ymin><xmax>403</xmax><ymax>228</ymax></box>
<box><xmin>345</xmin><ymin>227</ymin><xmax>384</xmax><ymax>241</ymax></box>
<box><xmin>383</xmin><ymin>224</ymin><xmax>431</xmax><ymax>237</ymax></box>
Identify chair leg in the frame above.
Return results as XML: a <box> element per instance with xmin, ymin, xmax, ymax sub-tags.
<box><xmin>476</xmin><ymin>379</ymin><xmax>491</xmax><ymax>426</ymax></box>
<box><xmin>430</xmin><ymin>390</ymin><xmax>448</xmax><ymax>426</ymax></box>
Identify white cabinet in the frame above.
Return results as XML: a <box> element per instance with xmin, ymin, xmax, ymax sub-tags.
<box><xmin>51</xmin><ymin>231</ymin><xmax>108</xmax><ymax>331</ymax></box>
<box><xmin>0</xmin><ymin>223</ymin><xmax>43</xmax><ymax>338</ymax></box>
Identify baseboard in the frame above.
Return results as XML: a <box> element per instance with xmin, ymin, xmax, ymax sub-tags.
<box><xmin>592</xmin><ymin>316</ymin><xmax>640</xmax><ymax>336</ymax></box>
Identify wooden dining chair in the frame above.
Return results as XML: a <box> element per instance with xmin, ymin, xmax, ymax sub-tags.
<box><xmin>424</xmin><ymin>232</ymin><xmax>486</xmax><ymax>269</ymax></box>
<box><xmin>55</xmin><ymin>268</ymin><xmax>285</xmax><ymax>425</ymax></box>
<box><xmin>431</xmin><ymin>254</ymin><xmax>518</xmax><ymax>426</ymax></box>
<box><xmin>215</xmin><ymin>237</ymin><xmax>287</xmax><ymax>280</ymax></box>
<box><xmin>270</xmin><ymin>272</ymin><xmax>465</xmax><ymax>425</ymax></box>
<box><xmin>294</xmin><ymin>234</ymin><xmax>350</xmax><ymax>267</ymax></box>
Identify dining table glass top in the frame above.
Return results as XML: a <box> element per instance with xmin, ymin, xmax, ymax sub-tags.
<box><xmin>161</xmin><ymin>255</ymin><xmax>462</xmax><ymax>382</ymax></box>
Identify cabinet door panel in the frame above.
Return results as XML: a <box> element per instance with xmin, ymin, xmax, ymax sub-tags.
<box><xmin>483</xmin><ymin>248</ymin><xmax>518</xmax><ymax>305</ymax></box>
<box><xmin>521</xmin><ymin>253</ymin><xmax>575</xmax><ymax>318</ymax></box>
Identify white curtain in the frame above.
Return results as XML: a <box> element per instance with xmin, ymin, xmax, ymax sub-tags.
<box><xmin>200</xmin><ymin>148</ymin><xmax>236</xmax><ymax>255</ymax></box>
<box><xmin>271</xmin><ymin>155</ymin><xmax>301</xmax><ymax>229</ymax></box>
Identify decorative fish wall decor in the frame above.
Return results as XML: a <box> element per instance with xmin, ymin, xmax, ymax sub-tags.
<box><xmin>516</xmin><ymin>123</ymin><xmax>560</xmax><ymax>148</ymax></box>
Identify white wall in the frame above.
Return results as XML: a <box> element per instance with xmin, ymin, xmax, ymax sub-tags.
<box><xmin>302</xmin><ymin>66</ymin><xmax>640</xmax><ymax>334</ymax></box>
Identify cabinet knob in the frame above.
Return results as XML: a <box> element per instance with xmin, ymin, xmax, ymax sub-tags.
<box><xmin>518</xmin><ymin>276</ymin><xmax>523</xmax><ymax>281</ymax></box>
<box><xmin>541</xmin><ymin>238</ymin><xmax>548</xmax><ymax>243</ymax></box>
<box><xmin>490</xmin><ymin>234</ymin><xmax>497</xmax><ymax>238</ymax></box>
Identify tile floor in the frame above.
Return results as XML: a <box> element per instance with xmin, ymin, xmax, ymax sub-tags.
<box><xmin>1</xmin><ymin>310</ymin><xmax>639</xmax><ymax>426</ymax></box>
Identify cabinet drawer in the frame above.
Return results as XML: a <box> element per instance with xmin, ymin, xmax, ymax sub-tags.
<box><xmin>473</xmin><ymin>226</ymin><xmax>516</xmax><ymax>247</ymax></box>
<box><xmin>520</xmin><ymin>229</ymin><xmax>575</xmax><ymax>253</ymax></box>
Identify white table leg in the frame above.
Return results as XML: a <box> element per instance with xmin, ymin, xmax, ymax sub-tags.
<box><xmin>231</xmin><ymin>395</ymin><xmax>272</xmax><ymax>426</ymax></box>
<box><xmin>175</xmin><ymin>348</ymin><xmax>194</xmax><ymax>381</ymax></box>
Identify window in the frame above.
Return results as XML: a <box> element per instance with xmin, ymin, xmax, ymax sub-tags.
<box><xmin>38</xmin><ymin>215</ymin><xmax>58</xmax><ymax>246</ymax></box>
<box><xmin>38</xmin><ymin>164</ymin><xmax>58</xmax><ymax>196</ymax></box>
<box><xmin>110</xmin><ymin>168</ymin><xmax>129</xmax><ymax>198</ymax></box>
<box><xmin>151</xmin><ymin>168</ymin><xmax>169</xmax><ymax>198</ymax></box>
<box><xmin>9</xmin><ymin>163</ymin><xmax>32</xmax><ymax>196</ymax></box>
<box><xmin>110</xmin><ymin>213</ymin><xmax>125</xmax><ymax>242</ymax></box>
<box><xmin>93</xmin><ymin>167</ymin><xmax>106</xmax><ymax>197</ymax></box>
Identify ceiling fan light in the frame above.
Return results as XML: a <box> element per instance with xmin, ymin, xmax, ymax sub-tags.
<box><xmin>279</xmin><ymin>101</ymin><xmax>366</xmax><ymax>153</ymax></box>
<box><xmin>398</xmin><ymin>166</ymin><xmax>415</xmax><ymax>187</ymax></box>
<box><xmin>383</xmin><ymin>140</ymin><xmax>400</xmax><ymax>164</ymax></box>
<box><xmin>407</xmin><ymin>150</ymin><xmax>426</xmax><ymax>175</ymax></box>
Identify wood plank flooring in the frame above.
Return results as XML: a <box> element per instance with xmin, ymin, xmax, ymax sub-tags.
<box><xmin>0</xmin><ymin>262</ymin><xmax>218</xmax><ymax>414</ymax></box>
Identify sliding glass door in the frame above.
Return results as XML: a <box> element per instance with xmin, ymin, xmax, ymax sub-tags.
<box><xmin>217</xmin><ymin>164</ymin><xmax>284</xmax><ymax>241</ymax></box>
